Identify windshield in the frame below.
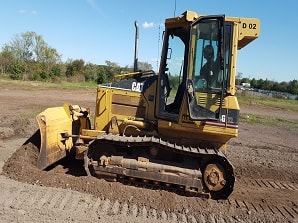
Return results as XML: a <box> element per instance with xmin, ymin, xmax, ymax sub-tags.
<box><xmin>191</xmin><ymin>19</ymin><xmax>232</xmax><ymax>91</ymax></box>
<box><xmin>187</xmin><ymin>17</ymin><xmax>233</xmax><ymax>121</ymax></box>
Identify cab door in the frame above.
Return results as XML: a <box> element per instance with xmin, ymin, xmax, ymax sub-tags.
<box><xmin>156</xmin><ymin>25</ymin><xmax>190</xmax><ymax>122</ymax></box>
<box><xmin>187</xmin><ymin>16</ymin><xmax>233</xmax><ymax>123</ymax></box>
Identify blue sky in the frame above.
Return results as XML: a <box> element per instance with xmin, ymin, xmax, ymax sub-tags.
<box><xmin>0</xmin><ymin>0</ymin><xmax>297</xmax><ymax>82</ymax></box>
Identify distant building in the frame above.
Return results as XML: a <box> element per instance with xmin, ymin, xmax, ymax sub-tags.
<box><xmin>242</xmin><ymin>83</ymin><xmax>251</xmax><ymax>88</ymax></box>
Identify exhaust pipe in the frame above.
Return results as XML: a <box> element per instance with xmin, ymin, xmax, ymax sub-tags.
<box><xmin>134</xmin><ymin>21</ymin><xmax>139</xmax><ymax>72</ymax></box>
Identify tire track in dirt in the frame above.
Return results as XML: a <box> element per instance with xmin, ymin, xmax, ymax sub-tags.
<box><xmin>1</xmin><ymin>174</ymin><xmax>297</xmax><ymax>223</ymax></box>
<box><xmin>233</xmin><ymin>177</ymin><xmax>297</xmax><ymax>221</ymax></box>
<box><xmin>0</xmin><ymin>176</ymin><xmax>203</xmax><ymax>223</ymax></box>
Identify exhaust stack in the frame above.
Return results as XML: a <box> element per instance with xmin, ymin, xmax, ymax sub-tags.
<box><xmin>134</xmin><ymin>21</ymin><xmax>139</xmax><ymax>72</ymax></box>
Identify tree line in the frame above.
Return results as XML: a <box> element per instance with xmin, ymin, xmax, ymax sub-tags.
<box><xmin>237</xmin><ymin>75</ymin><xmax>298</xmax><ymax>96</ymax></box>
<box><xmin>0</xmin><ymin>31</ymin><xmax>297</xmax><ymax>96</ymax></box>
<box><xmin>0</xmin><ymin>31</ymin><xmax>152</xmax><ymax>83</ymax></box>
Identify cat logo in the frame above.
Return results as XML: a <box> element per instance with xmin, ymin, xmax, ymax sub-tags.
<box><xmin>131</xmin><ymin>82</ymin><xmax>144</xmax><ymax>92</ymax></box>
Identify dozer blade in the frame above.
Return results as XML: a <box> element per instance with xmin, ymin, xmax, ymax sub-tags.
<box><xmin>36</xmin><ymin>104</ymin><xmax>73</xmax><ymax>170</ymax></box>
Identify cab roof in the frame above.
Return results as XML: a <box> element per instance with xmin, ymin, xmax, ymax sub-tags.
<box><xmin>165</xmin><ymin>10</ymin><xmax>260</xmax><ymax>49</ymax></box>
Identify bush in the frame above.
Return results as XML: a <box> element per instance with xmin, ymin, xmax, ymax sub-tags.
<box><xmin>50</xmin><ymin>66</ymin><xmax>61</xmax><ymax>77</ymax></box>
<box><xmin>10</xmin><ymin>63</ymin><xmax>24</xmax><ymax>80</ymax></box>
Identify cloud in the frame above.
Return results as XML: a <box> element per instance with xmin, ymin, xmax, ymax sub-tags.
<box><xmin>142</xmin><ymin>21</ymin><xmax>154</xmax><ymax>29</ymax></box>
<box><xmin>18</xmin><ymin>9</ymin><xmax>27</xmax><ymax>14</ymax></box>
<box><xmin>18</xmin><ymin>9</ymin><xmax>37</xmax><ymax>15</ymax></box>
<box><xmin>142</xmin><ymin>22</ymin><xmax>165</xmax><ymax>29</ymax></box>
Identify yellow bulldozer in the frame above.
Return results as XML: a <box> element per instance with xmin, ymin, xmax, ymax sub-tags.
<box><xmin>35</xmin><ymin>11</ymin><xmax>260</xmax><ymax>199</ymax></box>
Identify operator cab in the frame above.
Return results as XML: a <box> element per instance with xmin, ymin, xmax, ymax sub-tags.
<box><xmin>157</xmin><ymin>14</ymin><xmax>233</xmax><ymax>123</ymax></box>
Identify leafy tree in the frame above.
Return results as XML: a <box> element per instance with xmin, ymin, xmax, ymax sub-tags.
<box><xmin>168</xmin><ymin>74</ymin><xmax>180</xmax><ymax>91</ymax></box>
<box><xmin>105</xmin><ymin>60</ymin><xmax>121</xmax><ymax>81</ymax></box>
<box><xmin>255</xmin><ymin>78</ymin><xmax>264</xmax><ymax>89</ymax></box>
<box><xmin>65</xmin><ymin>64</ymin><xmax>74</xmax><ymax>77</ymax></box>
<box><xmin>250</xmin><ymin>78</ymin><xmax>258</xmax><ymax>88</ymax></box>
<box><xmin>278</xmin><ymin>81</ymin><xmax>288</xmax><ymax>93</ymax></box>
<box><xmin>263</xmin><ymin>79</ymin><xmax>273</xmax><ymax>90</ymax></box>
<box><xmin>72</xmin><ymin>59</ymin><xmax>85</xmax><ymax>73</ymax></box>
<box><xmin>83</xmin><ymin>63</ymin><xmax>98</xmax><ymax>82</ymax></box>
<box><xmin>289</xmin><ymin>79</ymin><xmax>298</xmax><ymax>95</ymax></box>
<box><xmin>50</xmin><ymin>65</ymin><xmax>61</xmax><ymax>78</ymax></box>
<box><xmin>137</xmin><ymin>61</ymin><xmax>153</xmax><ymax>71</ymax></box>
<box><xmin>10</xmin><ymin>62</ymin><xmax>25</xmax><ymax>80</ymax></box>
<box><xmin>96</xmin><ymin>65</ymin><xmax>108</xmax><ymax>84</ymax></box>
<box><xmin>271</xmin><ymin>82</ymin><xmax>281</xmax><ymax>92</ymax></box>
<box><xmin>1</xmin><ymin>31</ymin><xmax>62</xmax><ymax>80</ymax></box>
<box><xmin>3</xmin><ymin>31</ymin><xmax>61</xmax><ymax>64</ymax></box>
<box><xmin>0</xmin><ymin>51</ymin><xmax>14</xmax><ymax>75</ymax></box>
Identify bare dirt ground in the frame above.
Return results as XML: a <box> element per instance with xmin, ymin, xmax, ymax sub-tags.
<box><xmin>0</xmin><ymin>80</ymin><xmax>297</xmax><ymax>223</ymax></box>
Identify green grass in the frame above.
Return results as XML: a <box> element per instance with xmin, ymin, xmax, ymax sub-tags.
<box><xmin>238</xmin><ymin>92</ymin><xmax>298</xmax><ymax>129</ymax></box>
<box><xmin>0</xmin><ymin>78</ymin><xmax>97</xmax><ymax>90</ymax></box>
<box><xmin>238</xmin><ymin>92</ymin><xmax>298</xmax><ymax>113</ymax></box>
<box><xmin>240</xmin><ymin>113</ymin><xmax>298</xmax><ymax>130</ymax></box>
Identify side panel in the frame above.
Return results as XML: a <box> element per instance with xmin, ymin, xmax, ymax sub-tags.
<box><xmin>94</xmin><ymin>87</ymin><xmax>112</xmax><ymax>131</ymax></box>
<box><xmin>112</xmin><ymin>93</ymin><xmax>146</xmax><ymax>117</ymax></box>
<box><xmin>94</xmin><ymin>86</ymin><xmax>148</xmax><ymax>132</ymax></box>
<box><xmin>94</xmin><ymin>76</ymin><xmax>157</xmax><ymax>133</ymax></box>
